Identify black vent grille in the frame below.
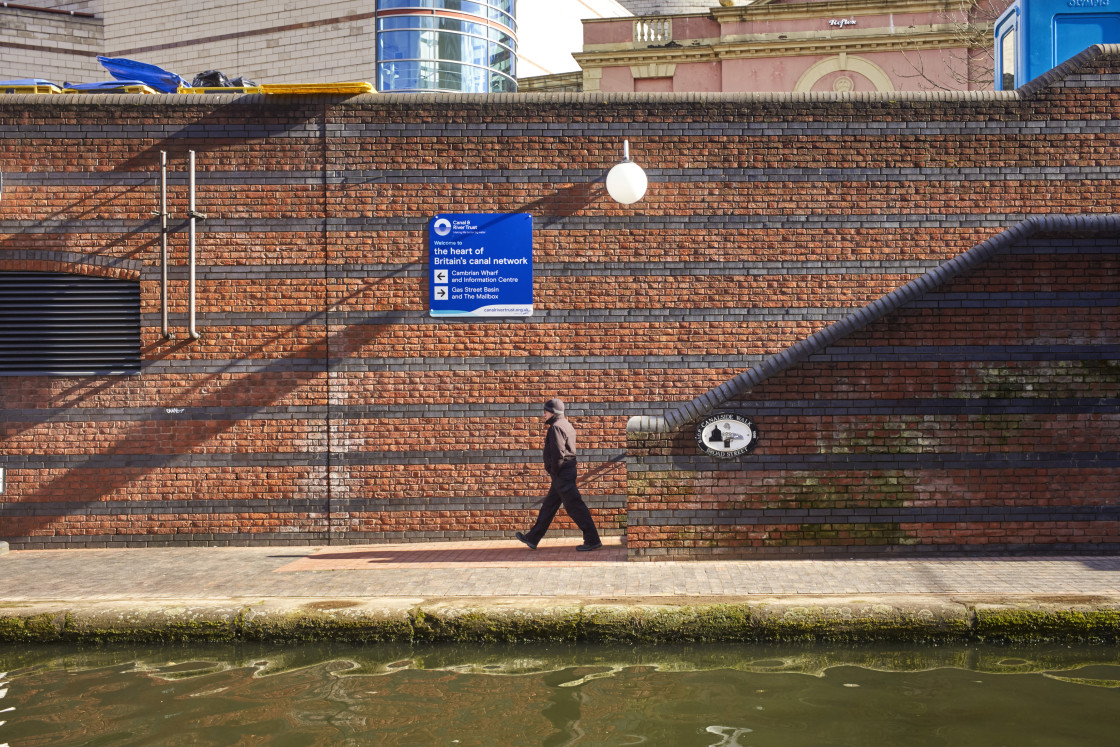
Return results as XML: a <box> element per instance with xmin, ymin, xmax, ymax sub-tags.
<box><xmin>0</xmin><ymin>272</ymin><xmax>141</xmax><ymax>376</ymax></box>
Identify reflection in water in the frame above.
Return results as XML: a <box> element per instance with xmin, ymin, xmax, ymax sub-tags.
<box><xmin>0</xmin><ymin>643</ymin><xmax>1119</xmax><ymax>745</ymax></box>
<box><xmin>706</xmin><ymin>726</ymin><xmax>754</xmax><ymax>747</ymax></box>
<box><xmin>542</xmin><ymin>669</ymin><xmax>587</xmax><ymax>747</ymax></box>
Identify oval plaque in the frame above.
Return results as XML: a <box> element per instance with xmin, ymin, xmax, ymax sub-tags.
<box><xmin>696</xmin><ymin>413</ymin><xmax>760</xmax><ymax>459</ymax></box>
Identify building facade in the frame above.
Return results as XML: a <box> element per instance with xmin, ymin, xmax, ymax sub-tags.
<box><xmin>1</xmin><ymin>1</ymin><xmax>383</xmax><ymax>86</ymax></box>
<box><xmin>0</xmin><ymin>3</ymin><xmax>103</xmax><ymax>85</ymax></box>
<box><xmin>577</xmin><ymin>0</ymin><xmax>1010</xmax><ymax>93</ymax></box>
<box><xmin>375</xmin><ymin>0</ymin><xmax>518</xmax><ymax>93</ymax></box>
<box><xmin>0</xmin><ymin>46</ymin><xmax>1117</xmax><ymax>557</ymax></box>
<box><xmin>0</xmin><ymin>0</ymin><xmax>600</xmax><ymax>91</ymax></box>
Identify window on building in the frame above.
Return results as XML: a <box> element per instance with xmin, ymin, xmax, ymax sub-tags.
<box><xmin>1000</xmin><ymin>27</ymin><xmax>1016</xmax><ymax>90</ymax></box>
<box><xmin>0</xmin><ymin>271</ymin><xmax>141</xmax><ymax>376</ymax></box>
<box><xmin>375</xmin><ymin>0</ymin><xmax>517</xmax><ymax>92</ymax></box>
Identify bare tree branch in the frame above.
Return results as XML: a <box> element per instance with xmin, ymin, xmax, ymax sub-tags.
<box><xmin>893</xmin><ymin>0</ymin><xmax>1012</xmax><ymax>91</ymax></box>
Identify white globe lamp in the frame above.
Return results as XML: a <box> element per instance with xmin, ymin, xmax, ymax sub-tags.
<box><xmin>606</xmin><ymin>140</ymin><xmax>648</xmax><ymax>205</ymax></box>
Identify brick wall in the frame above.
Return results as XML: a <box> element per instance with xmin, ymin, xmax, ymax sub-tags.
<box><xmin>626</xmin><ymin>220</ymin><xmax>1120</xmax><ymax>558</ymax></box>
<box><xmin>1</xmin><ymin>46</ymin><xmax>1119</xmax><ymax>551</ymax></box>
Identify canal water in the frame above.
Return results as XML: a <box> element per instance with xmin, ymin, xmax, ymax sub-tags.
<box><xmin>2</xmin><ymin>643</ymin><xmax>1119</xmax><ymax>745</ymax></box>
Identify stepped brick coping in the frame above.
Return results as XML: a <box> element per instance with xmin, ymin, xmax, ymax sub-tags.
<box><xmin>628</xmin><ymin>213</ymin><xmax>1120</xmax><ymax>435</ymax></box>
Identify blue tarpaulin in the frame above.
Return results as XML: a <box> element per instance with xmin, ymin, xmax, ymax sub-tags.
<box><xmin>97</xmin><ymin>56</ymin><xmax>187</xmax><ymax>93</ymax></box>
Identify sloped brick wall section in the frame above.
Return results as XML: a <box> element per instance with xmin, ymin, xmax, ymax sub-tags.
<box><xmin>626</xmin><ymin>217</ymin><xmax>1120</xmax><ymax>558</ymax></box>
<box><xmin>1</xmin><ymin>46</ymin><xmax>1119</xmax><ymax>552</ymax></box>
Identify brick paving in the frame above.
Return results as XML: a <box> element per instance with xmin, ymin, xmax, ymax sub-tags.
<box><xmin>2</xmin><ymin>540</ymin><xmax>1119</xmax><ymax>601</ymax></box>
<box><xmin>275</xmin><ymin>537</ymin><xmax>628</xmax><ymax>571</ymax></box>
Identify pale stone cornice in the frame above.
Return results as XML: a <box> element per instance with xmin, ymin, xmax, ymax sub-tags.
<box><xmin>716</xmin><ymin>22</ymin><xmax>989</xmax><ymax>49</ymax></box>
<box><xmin>517</xmin><ymin>71</ymin><xmax>583</xmax><ymax>92</ymax></box>
<box><xmin>574</xmin><ymin>25</ymin><xmax>987</xmax><ymax>69</ymax></box>
<box><xmin>711</xmin><ymin>0</ymin><xmax>970</xmax><ymax>23</ymax></box>
<box><xmin>576</xmin><ymin>45</ymin><xmax>724</xmax><ymax>67</ymax></box>
<box><xmin>715</xmin><ymin>25</ymin><xmax>988</xmax><ymax>56</ymax></box>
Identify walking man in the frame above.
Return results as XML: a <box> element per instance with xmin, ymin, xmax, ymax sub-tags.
<box><xmin>517</xmin><ymin>398</ymin><xmax>603</xmax><ymax>551</ymax></box>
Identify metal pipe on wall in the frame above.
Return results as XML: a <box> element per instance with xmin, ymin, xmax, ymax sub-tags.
<box><xmin>158</xmin><ymin>151</ymin><xmax>171</xmax><ymax>339</ymax></box>
<box><xmin>187</xmin><ymin>150</ymin><xmax>204</xmax><ymax>340</ymax></box>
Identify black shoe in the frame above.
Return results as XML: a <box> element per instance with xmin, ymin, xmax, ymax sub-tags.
<box><xmin>576</xmin><ymin>541</ymin><xmax>603</xmax><ymax>552</ymax></box>
<box><xmin>516</xmin><ymin>532</ymin><xmax>538</xmax><ymax>550</ymax></box>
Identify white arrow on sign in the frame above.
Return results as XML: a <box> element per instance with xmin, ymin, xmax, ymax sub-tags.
<box><xmin>434</xmin><ymin>270</ymin><xmax>448</xmax><ymax>283</ymax></box>
<box><xmin>436</xmin><ymin>287</ymin><xmax>447</xmax><ymax>299</ymax></box>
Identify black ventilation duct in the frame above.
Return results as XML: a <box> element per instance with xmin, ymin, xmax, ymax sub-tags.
<box><xmin>0</xmin><ymin>271</ymin><xmax>141</xmax><ymax>376</ymax></box>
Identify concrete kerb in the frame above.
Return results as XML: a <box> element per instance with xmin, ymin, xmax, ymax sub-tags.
<box><xmin>2</xmin><ymin>597</ymin><xmax>1119</xmax><ymax>645</ymax></box>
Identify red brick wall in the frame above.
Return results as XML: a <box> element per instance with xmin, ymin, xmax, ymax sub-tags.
<box><xmin>626</xmin><ymin>229</ymin><xmax>1120</xmax><ymax>558</ymax></box>
<box><xmin>1</xmin><ymin>47</ymin><xmax>1119</xmax><ymax>549</ymax></box>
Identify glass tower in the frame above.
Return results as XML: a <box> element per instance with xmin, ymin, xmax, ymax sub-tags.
<box><xmin>376</xmin><ymin>0</ymin><xmax>518</xmax><ymax>93</ymax></box>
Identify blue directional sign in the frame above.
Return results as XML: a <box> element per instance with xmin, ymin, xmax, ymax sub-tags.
<box><xmin>429</xmin><ymin>213</ymin><xmax>533</xmax><ymax>317</ymax></box>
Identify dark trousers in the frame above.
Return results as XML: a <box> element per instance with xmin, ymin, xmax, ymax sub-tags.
<box><xmin>525</xmin><ymin>462</ymin><xmax>601</xmax><ymax>545</ymax></box>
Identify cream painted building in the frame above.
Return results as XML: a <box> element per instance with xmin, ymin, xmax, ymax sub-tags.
<box><xmin>2</xmin><ymin>0</ymin><xmax>638</xmax><ymax>88</ymax></box>
<box><xmin>3</xmin><ymin>1</ymin><xmax>383</xmax><ymax>85</ymax></box>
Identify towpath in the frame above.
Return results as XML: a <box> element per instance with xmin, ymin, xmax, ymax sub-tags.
<box><xmin>2</xmin><ymin>538</ymin><xmax>1119</xmax><ymax>643</ymax></box>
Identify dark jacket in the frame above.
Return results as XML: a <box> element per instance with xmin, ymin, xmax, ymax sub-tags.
<box><xmin>543</xmin><ymin>414</ymin><xmax>578</xmax><ymax>475</ymax></box>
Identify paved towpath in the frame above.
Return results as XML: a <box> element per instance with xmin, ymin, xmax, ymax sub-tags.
<box><xmin>3</xmin><ymin>538</ymin><xmax>1119</xmax><ymax>601</ymax></box>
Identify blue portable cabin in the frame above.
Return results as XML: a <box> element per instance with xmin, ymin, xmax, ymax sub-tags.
<box><xmin>995</xmin><ymin>0</ymin><xmax>1120</xmax><ymax>89</ymax></box>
